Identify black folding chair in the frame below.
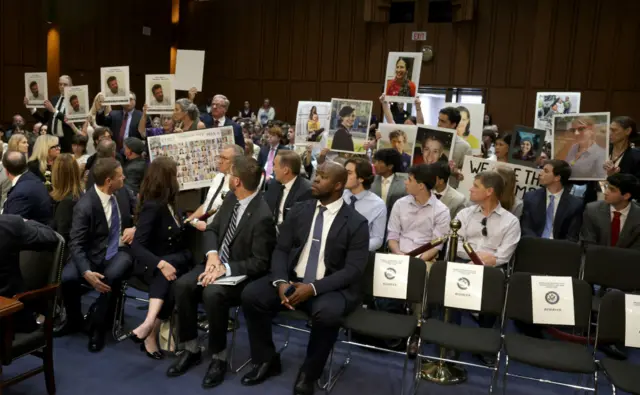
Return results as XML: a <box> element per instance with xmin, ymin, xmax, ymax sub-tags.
<box><xmin>511</xmin><ymin>237</ymin><xmax>583</xmax><ymax>277</ymax></box>
<box><xmin>502</xmin><ymin>272</ymin><xmax>596</xmax><ymax>393</ymax></box>
<box><xmin>414</xmin><ymin>261</ymin><xmax>505</xmax><ymax>394</ymax></box>
<box><xmin>596</xmin><ymin>290</ymin><xmax>640</xmax><ymax>394</ymax></box>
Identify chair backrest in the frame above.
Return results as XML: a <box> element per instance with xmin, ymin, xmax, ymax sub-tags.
<box><xmin>19</xmin><ymin>231</ymin><xmax>66</xmax><ymax>291</ymax></box>
<box><xmin>513</xmin><ymin>237</ymin><xmax>582</xmax><ymax>277</ymax></box>
<box><xmin>427</xmin><ymin>261</ymin><xmax>505</xmax><ymax>315</ymax></box>
<box><xmin>505</xmin><ymin>272</ymin><xmax>592</xmax><ymax>330</ymax></box>
<box><xmin>362</xmin><ymin>252</ymin><xmax>427</xmax><ymax>304</ymax></box>
<box><xmin>583</xmin><ymin>245</ymin><xmax>640</xmax><ymax>292</ymax></box>
<box><xmin>596</xmin><ymin>290</ymin><xmax>626</xmax><ymax>345</ymax></box>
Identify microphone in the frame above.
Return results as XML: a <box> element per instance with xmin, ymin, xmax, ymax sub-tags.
<box><xmin>462</xmin><ymin>242</ymin><xmax>485</xmax><ymax>265</ymax></box>
<box><xmin>406</xmin><ymin>236</ymin><xmax>448</xmax><ymax>257</ymax></box>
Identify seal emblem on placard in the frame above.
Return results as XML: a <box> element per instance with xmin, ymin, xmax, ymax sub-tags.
<box><xmin>457</xmin><ymin>277</ymin><xmax>470</xmax><ymax>290</ymax></box>
<box><xmin>545</xmin><ymin>291</ymin><xmax>560</xmax><ymax>305</ymax></box>
<box><xmin>384</xmin><ymin>267</ymin><xmax>396</xmax><ymax>280</ymax></box>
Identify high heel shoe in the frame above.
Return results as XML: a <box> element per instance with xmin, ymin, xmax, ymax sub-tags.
<box><xmin>127</xmin><ymin>331</ymin><xmax>147</xmax><ymax>344</ymax></box>
<box><xmin>140</xmin><ymin>343</ymin><xmax>163</xmax><ymax>360</ymax></box>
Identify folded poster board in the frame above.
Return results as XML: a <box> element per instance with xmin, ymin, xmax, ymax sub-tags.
<box><xmin>295</xmin><ymin>101</ymin><xmax>331</xmax><ymax>147</ymax></box>
<box><xmin>145</xmin><ymin>74</ymin><xmax>175</xmax><ymax>115</ymax></box>
<box><xmin>63</xmin><ymin>85</ymin><xmax>90</xmax><ymax>122</ymax></box>
<box><xmin>534</xmin><ymin>92</ymin><xmax>581</xmax><ymax>140</ymax></box>
<box><xmin>458</xmin><ymin>156</ymin><xmax>541</xmax><ymax>200</ymax></box>
<box><xmin>384</xmin><ymin>52</ymin><xmax>423</xmax><ymax>104</ymax></box>
<box><xmin>148</xmin><ymin>127</ymin><xmax>235</xmax><ymax>191</ymax></box>
<box><xmin>377</xmin><ymin>124</ymin><xmax>417</xmax><ymax>172</ymax></box>
<box><xmin>328</xmin><ymin>99</ymin><xmax>372</xmax><ymax>154</ymax></box>
<box><xmin>100</xmin><ymin>66</ymin><xmax>130</xmax><ymax>105</ymax></box>
<box><xmin>444</xmin><ymin>102</ymin><xmax>485</xmax><ymax>154</ymax></box>
<box><xmin>24</xmin><ymin>72</ymin><xmax>48</xmax><ymax>108</ymax></box>
<box><xmin>175</xmin><ymin>50</ymin><xmax>205</xmax><ymax>91</ymax></box>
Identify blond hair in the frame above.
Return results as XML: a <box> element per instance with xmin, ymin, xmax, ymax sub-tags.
<box><xmin>8</xmin><ymin>134</ymin><xmax>27</xmax><ymax>153</ymax></box>
<box><xmin>495</xmin><ymin>165</ymin><xmax>516</xmax><ymax>211</ymax></box>
<box><xmin>29</xmin><ymin>135</ymin><xmax>59</xmax><ymax>174</ymax></box>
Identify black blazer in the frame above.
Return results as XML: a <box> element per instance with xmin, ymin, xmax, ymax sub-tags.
<box><xmin>263</xmin><ymin>176</ymin><xmax>313</xmax><ymax>223</ymax></box>
<box><xmin>224</xmin><ymin>118</ymin><xmax>245</xmax><ymax>149</ymax></box>
<box><xmin>131</xmin><ymin>200</ymin><xmax>191</xmax><ymax>270</ymax></box>
<box><xmin>203</xmin><ymin>192</ymin><xmax>276</xmax><ymax>277</ymax></box>
<box><xmin>581</xmin><ymin>200</ymin><xmax>640</xmax><ymax>250</ymax></box>
<box><xmin>521</xmin><ymin>188</ymin><xmax>583</xmax><ymax>241</ymax></box>
<box><xmin>0</xmin><ymin>215</ymin><xmax>59</xmax><ymax>298</ymax></box>
<box><xmin>68</xmin><ymin>186</ymin><xmax>136</xmax><ymax>274</ymax></box>
<box><xmin>3</xmin><ymin>172</ymin><xmax>53</xmax><ymax>225</ymax></box>
<box><xmin>27</xmin><ymin>160</ymin><xmax>49</xmax><ymax>183</ymax></box>
<box><xmin>96</xmin><ymin>109</ymin><xmax>143</xmax><ymax>146</ymax></box>
<box><xmin>52</xmin><ymin>194</ymin><xmax>80</xmax><ymax>243</ymax></box>
<box><xmin>123</xmin><ymin>157</ymin><xmax>147</xmax><ymax>195</ymax></box>
<box><xmin>614</xmin><ymin>146</ymin><xmax>640</xmax><ymax>181</ymax></box>
<box><xmin>31</xmin><ymin>94</ymin><xmax>74</xmax><ymax>152</ymax></box>
<box><xmin>271</xmin><ymin>199</ymin><xmax>369</xmax><ymax>308</ymax></box>
<box><xmin>331</xmin><ymin>127</ymin><xmax>354</xmax><ymax>152</ymax></box>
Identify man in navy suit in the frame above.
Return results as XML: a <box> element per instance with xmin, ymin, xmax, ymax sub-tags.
<box><xmin>2</xmin><ymin>151</ymin><xmax>52</xmax><ymax>225</ymax></box>
<box><xmin>27</xmin><ymin>75</ymin><xmax>74</xmax><ymax>153</ymax></box>
<box><xmin>95</xmin><ymin>91</ymin><xmax>144</xmax><ymax>152</ymax></box>
<box><xmin>521</xmin><ymin>159</ymin><xmax>583</xmax><ymax>241</ymax></box>
<box><xmin>196</xmin><ymin>94</ymin><xmax>244</xmax><ymax>148</ymax></box>
<box><xmin>241</xmin><ymin>162</ymin><xmax>369</xmax><ymax>395</ymax></box>
<box><xmin>59</xmin><ymin>158</ymin><xmax>137</xmax><ymax>352</ymax></box>
<box><xmin>258</xmin><ymin>126</ymin><xmax>288</xmax><ymax>183</ymax></box>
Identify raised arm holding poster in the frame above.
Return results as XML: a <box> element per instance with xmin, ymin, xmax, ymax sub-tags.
<box><xmin>458</xmin><ymin>156</ymin><xmax>541</xmax><ymax>200</ymax></box>
<box><xmin>147</xmin><ymin>127</ymin><xmax>235</xmax><ymax>191</ymax></box>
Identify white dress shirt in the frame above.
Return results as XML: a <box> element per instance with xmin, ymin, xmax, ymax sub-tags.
<box><xmin>213</xmin><ymin>116</ymin><xmax>226</xmax><ymax>127</ymax></box>
<box><xmin>294</xmin><ymin>199</ymin><xmax>344</xmax><ymax>282</ymax></box>
<box><xmin>202</xmin><ymin>173</ymin><xmax>230</xmax><ymax>224</ymax></box>
<box><xmin>94</xmin><ymin>185</ymin><xmax>123</xmax><ymax>247</ymax></box>
<box><xmin>545</xmin><ymin>188</ymin><xmax>563</xmax><ymax>239</ymax></box>
<box><xmin>611</xmin><ymin>202</ymin><xmax>632</xmax><ymax>233</ymax></box>
<box><xmin>278</xmin><ymin>176</ymin><xmax>297</xmax><ymax>225</ymax></box>
<box><xmin>381</xmin><ymin>174</ymin><xmax>395</xmax><ymax>203</ymax></box>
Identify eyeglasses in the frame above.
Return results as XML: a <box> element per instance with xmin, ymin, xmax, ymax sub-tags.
<box><xmin>49</xmin><ymin>145</ymin><xmax>61</xmax><ymax>150</ymax></box>
<box><xmin>481</xmin><ymin>217</ymin><xmax>488</xmax><ymax>237</ymax></box>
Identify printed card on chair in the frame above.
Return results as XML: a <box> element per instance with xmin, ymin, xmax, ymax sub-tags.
<box><xmin>373</xmin><ymin>254</ymin><xmax>410</xmax><ymax>300</ymax></box>
<box><xmin>624</xmin><ymin>294</ymin><xmax>640</xmax><ymax>348</ymax></box>
<box><xmin>531</xmin><ymin>276</ymin><xmax>575</xmax><ymax>326</ymax></box>
<box><xmin>444</xmin><ymin>262</ymin><xmax>484</xmax><ymax>311</ymax></box>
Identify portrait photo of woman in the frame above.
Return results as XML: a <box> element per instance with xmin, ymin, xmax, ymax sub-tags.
<box><xmin>328</xmin><ymin>99</ymin><xmax>372</xmax><ymax>153</ymax></box>
<box><xmin>553</xmin><ymin>113</ymin><xmax>609</xmax><ymax>180</ymax></box>
<box><xmin>508</xmin><ymin>127</ymin><xmax>545</xmax><ymax>168</ymax></box>
<box><xmin>384</xmin><ymin>52</ymin><xmax>422</xmax><ymax>103</ymax></box>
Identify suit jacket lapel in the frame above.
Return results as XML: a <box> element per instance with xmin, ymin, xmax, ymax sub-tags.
<box><xmin>599</xmin><ymin>202</ymin><xmax>612</xmax><ymax>246</ymax></box>
<box><xmin>219</xmin><ymin>195</ymin><xmax>238</xmax><ymax>241</ymax></box>
<box><xmin>284</xmin><ymin>177</ymin><xmax>300</xmax><ymax>209</ymax></box>
<box><xmin>89</xmin><ymin>188</ymin><xmax>109</xmax><ymax>233</ymax></box>
<box><xmin>553</xmin><ymin>190</ymin><xmax>569</xmax><ymax>235</ymax></box>
<box><xmin>371</xmin><ymin>177</ymin><xmax>382</xmax><ymax>196</ymax></box>
<box><xmin>325</xmin><ymin>204</ymin><xmax>349</xmax><ymax>258</ymax></box>
<box><xmin>619</xmin><ymin>203</ymin><xmax>639</xmax><ymax>247</ymax></box>
<box><xmin>230</xmin><ymin>194</ymin><xmax>259</xmax><ymax>243</ymax></box>
<box><xmin>390</xmin><ymin>176</ymin><xmax>404</xmax><ymax>199</ymax></box>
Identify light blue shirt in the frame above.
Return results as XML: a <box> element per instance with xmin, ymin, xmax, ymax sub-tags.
<box><xmin>343</xmin><ymin>189</ymin><xmax>387</xmax><ymax>251</ymax></box>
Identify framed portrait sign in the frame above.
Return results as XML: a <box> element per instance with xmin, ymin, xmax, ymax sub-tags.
<box><xmin>24</xmin><ymin>72</ymin><xmax>48</xmax><ymax>108</ymax></box>
<box><xmin>377</xmin><ymin>123</ymin><xmax>417</xmax><ymax>172</ymax></box>
<box><xmin>145</xmin><ymin>74</ymin><xmax>175</xmax><ymax>115</ymax></box>
<box><xmin>508</xmin><ymin>126</ymin><xmax>546</xmax><ymax>169</ymax></box>
<box><xmin>328</xmin><ymin>98</ymin><xmax>372</xmax><ymax>154</ymax></box>
<box><xmin>384</xmin><ymin>52</ymin><xmax>423</xmax><ymax>104</ymax></box>
<box><xmin>295</xmin><ymin>101</ymin><xmax>331</xmax><ymax>147</ymax></box>
<box><xmin>64</xmin><ymin>85</ymin><xmax>90</xmax><ymax>121</ymax></box>
<box><xmin>100</xmin><ymin>66</ymin><xmax>130</xmax><ymax>105</ymax></box>
<box><xmin>412</xmin><ymin>125</ymin><xmax>457</xmax><ymax>167</ymax></box>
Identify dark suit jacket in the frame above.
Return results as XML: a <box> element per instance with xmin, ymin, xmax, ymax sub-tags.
<box><xmin>203</xmin><ymin>192</ymin><xmax>276</xmax><ymax>277</ymax></box>
<box><xmin>200</xmin><ymin>115</ymin><xmax>245</xmax><ymax>148</ymax></box>
<box><xmin>27</xmin><ymin>160</ymin><xmax>48</xmax><ymax>183</ymax></box>
<box><xmin>0</xmin><ymin>215</ymin><xmax>59</xmax><ymax>298</ymax></box>
<box><xmin>331</xmin><ymin>127</ymin><xmax>354</xmax><ymax>152</ymax></box>
<box><xmin>52</xmin><ymin>194</ymin><xmax>80</xmax><ymax>243</ymax></box>
<box><xmin>95</xmin><ymin>109</ymin><xmax>143</xmax><ymax>148</ymax></box>
<box><xmin>263</xmin><ymin>176</ymin><xmax>313</xmax><ymax>223</ymax></box>
<box><xmin>521</xmin><ymin>188</ymin><xmax>583</xmax><ymax>241</ymax></box>
<box><xmin>271</xmin><ymin>199</ymin><xmax>369</xmax><ymax>308</ymax></box>
<box><xmin>31</xmin><ymin>94</ymin><xmax>74</xmax><ymax>152</ymax></box>
<box><xmin>614</xmin><ymin>146</ymin><xmax>640</xmax><ymax>181</ymax></box>
<box><xmin>3</xmin><ymin>172</ymin><xmax>53</xmax><ymax>225</ymax></box>
<box><xmin>258</xmin><ymin>145</ymin><xmax>288</xmax><ymax>171</ymax></box>
<box><xmin>68</xmin><ymin>186</ymin><xmax>136</xmax><ymax>274</ymax></box>
<box><xmin>370</xmin><ymin>173</ymin><xmax>408</xmax><ymax>216</ymax></box>
<box><xmin>581</xmin><ymin>200</ymin><xmax>640</xmax><ymax>250</ymax></box>
<box><xmin>124</xmin><ymin>157</ymin><xmax>147</xmax><ymax>195</ymax></box>
<box><xmin>131</xmin><ymin>200</ymin><xmax>191</xmax><ymax>270</ymax></box>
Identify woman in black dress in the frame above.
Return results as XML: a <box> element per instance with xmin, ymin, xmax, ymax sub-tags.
<box><xmin>128</xmin><ymin>156</ymin><xmax>192</xmax><ymax>359</ymax></box>
<box><xmin>49</xmin><ymin>153</ymin><xmax>83</xmax><ymax>242</ymax></box>
<box><xmin>331</xmin><ymin>105</ymin><xmax>356</xmax><ymax>152</ymax></box>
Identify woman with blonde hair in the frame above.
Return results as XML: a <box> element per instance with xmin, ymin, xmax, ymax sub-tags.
<box><xmin>8</xmin><ymin>133</ymin><xmax>29</xmax><ymax>155</ymax></box>
<box><xmin>28</xmin><ymin>135</ymin><xmax>60</xmax><ymax>184</ymax></box>
<box><xmin>50</xmin><ymin>154</ymin><xmax>83</xmax><ymax>242</ymax></box>
<box><xmin>495</xmin><ymin>165</ymin><xmax>523</xmax><ymax>218</ymax></box>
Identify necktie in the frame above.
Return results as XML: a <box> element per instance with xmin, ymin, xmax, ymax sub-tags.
<box><xmin>435</xmin><ymin>193</ymin><xmax>442</xmax><ymax>200</ymax></box>
<box><xmin>611</xmin><ymin>211</ymin><xmax>622</xmax><ymax>246</ymax></box>
<box><xmin>541</xmin><ymin>195</ymin><xmax>555</xmax><ymax>238</ymax></box>
<box><xmin>118</xmin><ymin>112</ymin><xmax>129</xmax><ymax>151</ymax></box>
<box><xmin>220</xmin><ymin>202</ymin><xmax>241</xmax><ymax>263</ymax></box>
<box><xmin>53</xmin><ymin>96</ymin><xmax>64</xmax><ymax>137</ymax></box>
<box><xmin>274</xmin><ymin>184</ymin><xmax>286</xmax><ymax>223</ymax></box>
<box><xmin>213</xmin><ymin>119</ymin><xmax>220</xmax><ymax>127</ymax></box>
<box><xmin>265</xmin><ymin>148</ymin><xmax>276</xmax><ymax>176</ymax></box>
<box><xmin>106</xmin><ymin>196</ymin><xmax>120</xmax><ymax>261</ymax></box>
<box><xmin>349</xmin><ymin>195</ymin><xmax>358</xmax><ymax>208</ymax></box>
<box><xmin>304</xmin><ymin>206</ymin><xmax>327</xmax><ymax>283</ymax></box>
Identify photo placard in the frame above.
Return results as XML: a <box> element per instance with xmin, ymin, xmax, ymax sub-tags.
<box><xmin>444</xmin><ymin>262</ymin><xmax>484</xmax><ymax>311</ymax></box>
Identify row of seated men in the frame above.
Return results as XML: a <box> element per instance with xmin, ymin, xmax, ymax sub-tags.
<box><xmin>3</xmin><ymin>141</ymin><xmax>640</xmax><ymax>394</ymax></box>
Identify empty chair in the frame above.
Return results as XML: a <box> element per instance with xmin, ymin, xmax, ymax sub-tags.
<box><xmin>512</xmin><ymin>237</ymin><xmax>582</xmax><ymax>277</ymax></box>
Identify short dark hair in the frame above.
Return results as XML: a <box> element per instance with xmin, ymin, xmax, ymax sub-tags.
<box><xmin>475</xmin><ymin>171</ymin><xmax>505</xmax><ymax>199</ymax></box>
<box><xmin>345</xmin><ymin>157</ymin><xmax>374</xmax><ymax>190</ymax></box>
<box><xmin>607</xmin><ymin>173</ymin><xmax>639</xmax><ymax>200</ymax></box>
<box><xmin>93</xmin><ymin>158</ymin><xmax>121</xmax><ymax>186</ymax></box>
<box><xmin>408</xmin><ymin>164</ymin><xmax>437</xmax><ymax>191</ymax></box>
<box><xmin>482</xmin><ymin>128</ymin><xmax>497</xmax><ymax>143</ymax></box>
<box><xmin>92</xmin><ymin>127</ymin><xmax>112</xmax><ymax>146</ymax></box>
<box><xmin>230</xmin><ymin>155</ymin><xmax>262</xmax><ymax>192</ymax></box>
<box><xmin>373</xmin><ymin>148</ymin><xmax>403</xmax><ymax>174</ymax></box>
<box><xmin>69</xmin><ymin>95</ymin><xmax>78</xmax><ymax>102</ymax></box>
<box><xmin>72</xmin><ymin>134</ymin><xmax>88</xmax><ymax>147</ymax></box>
<box><xmin>543</xmin><ymin>159</ymin><xmax>572</xmax><ymax>186</ymax></box>
<box><xmin>612</xmin><ymin>116</ymin><xmax>638</xmax><ymax>141</ymax></box>
<box><xmin>107</xmin><ymin>76</ymin><xmax>117</xmax><ymax>84</ymax></box>
<box><xmin>276</xmin><ymin>150</ymin><xmax>302</xmax><ymax>175</ymax></box>
<box><xmin>151</xmin><ymin>84</ymin><xmax>162</xmax><ymax>93</ymax></box>
<box><xmin>29</xmin><ymin>81</ymin><xmax>38</xmax><ymax>88</ymax></box>
<box><xmin>431</xmin><ymin>161</ymin><xmax>451</xmax><ymax>181</ymax></box>
<box><xmin>2</xmin><ymin>151</ymin><xmax>27</xmax><ymax>176</ymax></box>
<box><xmin>96</xmin><ymin>139</ymin><xmax>116</xmax><ymax>158</ymax></box>
<box><xmin>439</xmin><ymin>107</ymin><xmax>461</xmax><ymax>126</ymax></box>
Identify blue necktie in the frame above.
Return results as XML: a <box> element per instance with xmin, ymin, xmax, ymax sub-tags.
<box><xmin>220</xmin><ymin>203</ymin><xmax>241</xmax><ymax>264</ymax></box>
<box><xmin>541</xmin><ymin>195</ymin><xmax>555</xmax><ymax>239</ymax></box>
<box><xmin>349</xmin><ymin>195</ymin><xmax>357</xmax><ymax>209</ymax></box>
<box><xmin>303</xmin><ymin>206</ymin><xmax>327</xmax><ymax>283</ymax></box>
<box><xmin>106</xmin><ymin>196</ymin><xmax>120</xmax><ymax>260</ymax></box>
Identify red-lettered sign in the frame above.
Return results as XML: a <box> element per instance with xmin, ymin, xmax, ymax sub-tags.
<box><xmin>411</xmin><ymin>31</ymin><xmax>427</xmax><ymax>41</ymax></box>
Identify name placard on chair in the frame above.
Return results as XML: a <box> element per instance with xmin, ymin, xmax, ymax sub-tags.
<box><xmin>444</xmin><ymin>262</ymin><xmax>484</xmax><ymax>311</ymax></box>
<box><xmin>373</xmin><ymin>254</ymin><xmax>410</xmax><ymax>299</ymax></box>
<box><xmin>625</xmin><ymin>294</ymin><xmax>640</xmax><ymax>347</ymax></box>
<box><xmin>531</xmin><ymin>276</ymin><xmax>575</xmax><ymax>325</ymax></box>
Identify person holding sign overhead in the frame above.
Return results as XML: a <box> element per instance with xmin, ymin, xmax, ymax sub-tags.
<box><xmin>26</xmin><ymin>75</ymin><xmax>74</xmax><ymax>153</ymax></box>
<box><xmin>385</xmin><ymin>57</ymin><xmax>416</xmax><ymax>98</ymax></box>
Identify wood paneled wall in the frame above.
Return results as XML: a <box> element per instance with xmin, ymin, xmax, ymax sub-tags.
<box><xmin>179</xmin><ymin>0</ymin><xmax>640</xmax><ymax>129</ymax></box>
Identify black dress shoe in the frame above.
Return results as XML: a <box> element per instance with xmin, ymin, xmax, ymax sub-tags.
<box><xmin>202</xmin><ymin>358</ymin><xmax>227</xmax><ymax>388</ymax></box>
<box><xmin>127</xmin><ymin>331</ymin><xmax>146</xmax><ymax>344</ymax></box>
<box><xmin>293</xmin><ymin>371</ymin><xmax>315</xmax><ymax>395</ymax></box>
<box><xmin>166</xmin><ymin>350</ymin><xmax>202</xmax><ymax>377</ymax></box>
<box><xmin>240</xmin><ymin>355</ymin><xmax>282</xmax><ymax>386</ymax></box>
<box><xmin>599</xmin><ymin>343</ymin><xmax>628</xmax><ymax>361</ymax></box>
<box><xmin>140</xmin><ymin>343</ymin><xmax>163</xmax><ymax>360</ymax></box>
<box><xmin>88</xmin><ymin>328</ymin><xmax>106</xmax><ymax>353</ymax></box>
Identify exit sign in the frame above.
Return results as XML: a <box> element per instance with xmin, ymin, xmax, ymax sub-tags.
<box><xmin>411</xmin><ymin>31</ymin><xmax>427</xmax><ymax>41</ymax></box>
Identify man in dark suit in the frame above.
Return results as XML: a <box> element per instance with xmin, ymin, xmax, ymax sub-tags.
<box><xmin>206</xmin><ymin>94</ymin><xmax>244</xmax><ymax>148</ymax></box>
<box><xmin>521</xmin><ymin>159</ymin><xmax>583</xmax><ymax>241</ymax></box>
<box><xmin>86</xmin><ymin>139</ymin><xmax>120</xmax><ymax>191</ymax></box>
<box><xmin>95</xmin><ymin>91</ymin><xmax>143</xmax><ymax>152</ymax></box>
<box><xmin>60</xmin><ymin>158</ymin><xmax>137</xmax><ymax>352</ymax></box>
<box><xmin>258</xmin><ymin>126</ymin><xmax>288</xmax><ymax>182</ymax></box>
<box><xmin>264</xmin><ymin>150</ymin><xmax>313</xmax><ymax>227</ymax></box>
<box><xmin>123</xmin><ymin>137</ymin><xmax>147</xmax><ymax>195</ymax></box>
<box><xmin>26</xmin><ymin>75</ymin><xmax>74</xmax><ymax>153</ymax></box>
<box><xmin>2</xmin><ymin>151</ymin><xmax>53</xmax><ymax>225</ymax></box>
<box><xmin>581</xmin><ymin>173</ymin><xmax>640</xmax><ymax>250</ymax></box>
<box><xmin>371</xmin><ymin>148</ymin><xmax>408</xmax><ymax>217</ymax></box>
<box><xmin>240</xmin><ymin>162</ymin><xmax>369</xmax><ymax>395</ymax></box>
<box><xmin>166</xmin><ymin>156</ymin><xmax>276</xmax><ymax>389</ymax></box>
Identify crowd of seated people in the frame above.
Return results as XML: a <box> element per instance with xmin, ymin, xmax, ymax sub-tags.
<box><xmin>3</xmin><ymin>79</ymin><xmax>640</xmax><ymax>394</ymax></box>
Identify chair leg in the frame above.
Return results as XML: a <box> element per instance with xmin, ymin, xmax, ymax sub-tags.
<box><xmin>593</xmin><ymin>371</ymin><xmax>598</xmax><ymax>395</ymax></box>
<box><xmin>317</xmin><ymin>330</ymin><xmax>352</xmax><ymax>393</ymax></box>
<box><xmin>411</xmin><ymin>338</ymin><xmax>422</xmax><ymax>395</ymax></box>
<box><xmin>501</xmin><ymin>355</ymin><xmax>509</xmax><ymax>395</ymax></box>
<box><xmin>488</xmin><ymin>350</ymin><xmax>501</xmax><ymax>394</ymax></box>
<box><xmin>227</xmin><ymin>307</ymin><xmax>240</xmax><ymax>372</ymax></box>
<box><xmin>44</xmin><ymin>344</ymin><xmax>56</xmax><ymax>394</ymax></box>
<box><xmin>400</xmin><ymin>336</ymin><xmax>411</xmax><ymax>395</ymax></box>
<box><xmin>611</xmin><ymin>383</ymin><xmax>616</xmax><ymax>395</ymax></box>
<box><xmin>112</xmin><ymin>282</ymin><xmax>128</xmax><ymax>341</ymax></box>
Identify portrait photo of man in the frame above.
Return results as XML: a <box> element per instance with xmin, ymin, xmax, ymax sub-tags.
<box><xmin>105</xmin><ymin>75</ymin><xmax>126</xmax><ymax>97</ymax></box>
<box><xmin>68</xmin><ymin>94</ymin><xmax>85</xmax><ymax>115</ymax></box>
<box><xmin>28</xmin><ymin>81</ymin><xmax>40</xmax><ymax>100</ymax></box>
<box><xmin>150</xmin><ymin>83</ymin><xmax>171</xmax><ymax>106</ymax></box>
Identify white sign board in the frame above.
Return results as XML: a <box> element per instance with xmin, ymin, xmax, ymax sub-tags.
<box><xmin>175</xmin><ymin>49</ymin><xmax>205</xmax><ymax>91</ymax></box>
<box><xmin>373</xmin><ymin>254</ymin><xmax>410</xmax><ymax>300</ymax></box>
<box><xmin>458</xmin><ymin>156</ymin><xmax>541</xmax><ymax>200</ymax></box>
<box><xmin>100</xmin><ymin>66</ymin><xmax>131</xmax><ymax>105</ymax></box>
<box><xmin>24</xmin><ymin>72</ymin><xmax>48</xmax><ymax>108</ymax></box>
<box><xmin>444</xmin><ymin>262</ymin><xmax>484</xmax><ymax>311</ymax></box>
<box><xmin>531</xmin><ymin>276</ymin><xmax>575</xmax><ymax>326</ymax></box>
<box><xmin>625</xmin><ymin>294</ymin><xmax>640</xmax><ymax>348</ymax></box>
